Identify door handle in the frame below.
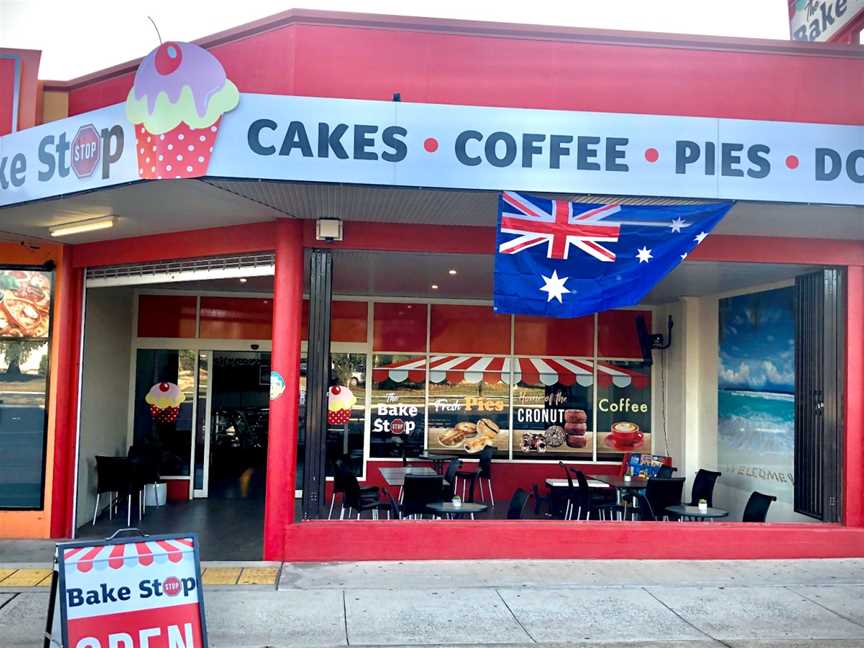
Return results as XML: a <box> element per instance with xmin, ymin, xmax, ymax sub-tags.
<box><xmin>814</xmin><ymin>390</ymin><xmax>824</xmax><ymax>415</ymax></box>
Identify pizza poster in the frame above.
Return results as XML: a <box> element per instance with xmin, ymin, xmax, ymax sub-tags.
<box><xmin>0</xmin><ymin>267</ymin><xmax>52</xmax><ymax>339</ymax></box>
<box><xmin>54</xmin><ymin>535</ymin><xmax>207</xmax><ymax>648</ymax></box>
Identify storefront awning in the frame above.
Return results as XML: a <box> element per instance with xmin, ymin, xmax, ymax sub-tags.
<box><xmin>373</xmin><ymin>355</ymin><xmax>647</xmax><ymax>388</ymax></box>
<box><xmin>63</xmin><ymin>538</ymin><xmax>193</xmax><ymax>573</ymax></box>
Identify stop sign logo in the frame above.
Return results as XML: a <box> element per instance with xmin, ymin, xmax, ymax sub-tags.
<box><xmin>71</xmin><ymin>124</ymin><xmax>101</xmax><ymax>179</ymax></box>
<box><xmin>390</xmin><ymin>418</ymin><xmax>405</xmax><ymax>435</ymax></box>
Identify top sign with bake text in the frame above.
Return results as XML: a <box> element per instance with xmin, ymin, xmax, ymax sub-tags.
<box><xmin>1</xmin><ymin>94</ymin><xmax>862</xmax><ymax>208</ymax></box>
<box><xmin>789</xmin><ymin>0</ymin><xmax>864</xmax><ymax>41</ymax></box>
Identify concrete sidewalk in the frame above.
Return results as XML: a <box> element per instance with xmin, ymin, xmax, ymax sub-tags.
<box><xmin>2</xmin><ymin>559</ymin><xmax>864</xmax><ymax>647</ymax></box>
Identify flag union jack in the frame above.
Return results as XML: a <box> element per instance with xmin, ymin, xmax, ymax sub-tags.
<box><xmin>498</xmin><ymin>191</ymin><xmax>622</xmax><ymax>262</ymax></box>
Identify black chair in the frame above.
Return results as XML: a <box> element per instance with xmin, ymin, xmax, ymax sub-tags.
<box><xmin>531</xmin><ymin>483</ymin><xmax>553</xmax><ymax>516</ymax></box>
<box><xmin>92</xmin><ymin>456</ymin><xmax>134</xmax><ymax>526</ymax></box>
<box><xmin>657</xmin><ymin>465</ymin><xmax>677</xmax><ymax>479</ymax></box>
<box><xmin>383</xmin><ymin>489</ymin><xmax>401</xmax><ymax>520</ymax></box>
<box><xmin>128</xmin><ymin>444</ymin><xmax>160</xmax><ymax>518</ymax></box>
<box><xmin>330</xmin><ymin>458</ymin><xmax>378</xmax><ymax>519</ymax></box>
<box><xmin>402</xmin><ymin>474</ymin><xmax>444</xmax><ymax>519</ymax></box>
<box><xmin>506</xmin><ymin>488</ymin><xmax>530</xmax><ymax>519</ymax></box>
<box><xmin>688</xmin><ymin>469</ymin><xmax>722</xmax><ymax>507</ymax></box>
<box><xmin>557</xmin><ymin>462</ymin><xmax>579</xmax><ymax>519</ymax></box>
<box><xmin>442</xmin><ymin>458</ymin><xmax>462</xmax><ymax>499</ymax></box>
<box><xmin>342</xmin><ymin>473</ymin><xmax>383</xmax><ymax>519</ymax></box>
<box><xmin>645</xmin><ymin>477</ymin><xmax>685</xmax><ymax>521</ymax></box>
<box><xmin>455</xmin><ymin>446</ymin><xmax>494</xmax><ymax>505</ymax></box>
<box><xmin>743</xmin><ymin>491</ymin><xmax>777</xmax><ymax>522</ymax></box>
<box><xmin>631</xmin><ymin>493</ymin><xmax>658</xmax><ymax>521</ymax></box>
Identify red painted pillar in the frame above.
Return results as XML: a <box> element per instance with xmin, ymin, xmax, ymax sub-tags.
<box><xmin>845</xmin><ymin>266</ymin><xmax>864</xmax><ymax>528</ymax></box>
<box><xmin>263</xmin><ymin>219</ymin><xmax>304</xmax><ymax>559</ymax></box>
<box><xmin>50</xmin><ymin>249</ymin><xmax>84</xmax><ymax>538</ymax></box>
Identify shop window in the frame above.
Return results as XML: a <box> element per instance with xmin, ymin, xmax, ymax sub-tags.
<box><xmin>370</xmin><ymin>354</ymin><xmax>425</xmax><ymax>459</ymax></box>
<box><xmin>514</xmin><ymin>314</ymin><xmax>593</xmax><ymax>356</ymax></box>
<box><xmin>132</xmin><ymin>349</ymin><xmax>197</xmax><ymax>477</ymax></box>
<box><xmin>301</xmin><ymin>300</ymin><xmax>369</xmax><ymax>343</ymax></box>
<box><xmin>597</xmin><ymin>309</ymin><xmax>650</xmax><ymax>359</ymax></box>
<box><xmin>373</xmin><ymin>303</ymin><xmax>426</xmax><ymax>352</ymax></box>
<box><xmin>137</xmin><ymin>295</ymin><xmax>196</xmax><ymax>338</ymax></box>
<box><xmin>326</xmin><ymin>353</ymin><xmax>367</xmax><ymax>477</ymax></box>
<box><xmin>199</xmin><ymin>297</ymin><xmax>272</xmax><ymax>339</ymax></box>
<box><xmin>594</xmin><ymin>360</ymin><xmax>651</xmax><ymax>461</ymax></box>
<box><xmin>0</xmin><ymin>267</ymin><xmax>54</xmax><ymax>509</ymax></box>
<box><xmin>512</xmin><ymin>360</ymin><xmax>594</xmax><ymax>460</ymax></box>
<box><xmin>427</xmin><ymin>365</ymin><xmax>510</xmax><ymax>459</ymax></box>
<box><xmin>429</xmin><ymin>304</ymin><xmax>510</xmax><ymax>355</ymax></box>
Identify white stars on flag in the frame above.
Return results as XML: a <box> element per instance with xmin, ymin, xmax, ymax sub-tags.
<box><xmin>694</xmin><ymin>232</ymin><xmax>708</xmax><ymax>244</ymax></box>
<box><xmin>540</xmin><ymin>270</ymin><xmax>571</xmax><ymax>303</ymax></box>
<box><xmin>636</xmin><ymin>247</ymin><xmax>653</xmax><ymax>263</ymax></box>
<box><xmin>670</xmin><ymin>217</ymin><xmax>689</xmax><ymax>233</ymax></box>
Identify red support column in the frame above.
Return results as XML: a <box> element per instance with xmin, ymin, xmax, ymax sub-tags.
<box><xmin>263</xmin><ymin>219</ymin><xmax>304</xmax><ymax>559</ymax></box>
<box><xmin>845</xmin><ymin>266</ymin><xmax>864</xmax><ymax>528</ymax></box>
<box><xmin>50</xmin><ymin>249</ymin><xmax>84</xmax><ymax>538</ymax></box>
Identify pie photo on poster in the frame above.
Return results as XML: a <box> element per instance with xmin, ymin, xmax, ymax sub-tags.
<box><xmin>0</xmin><ymin>270</ymin><xmax>52</xmax><ymax>339</ymax></box>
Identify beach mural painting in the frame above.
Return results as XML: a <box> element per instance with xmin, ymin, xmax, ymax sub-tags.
<box><xmin>718</xmin><ymin>285</ymin><xmax>800</xmax><ymax>520</ymax></box>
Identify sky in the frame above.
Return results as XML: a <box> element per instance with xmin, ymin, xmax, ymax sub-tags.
<box><xmin>1</xmin><ymin>0</ymin><xmax>793</xmax><ymax>81</ymax></box>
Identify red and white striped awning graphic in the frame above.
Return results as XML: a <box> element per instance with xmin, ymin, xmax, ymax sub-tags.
<box><xmin>373</xmin><ymin>356</ymin><xmax>647</xmax><ymax>388</ymax></box>
<box><xmin>63</xmin><ymin>538</ymin><xmax>193</xmax><ymax>573</ymax></box>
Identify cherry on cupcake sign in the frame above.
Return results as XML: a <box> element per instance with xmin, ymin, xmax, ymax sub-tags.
<box><xmin>125</xmin><ymin>41</ymin><xmax>240</xmax><ymax>180</ymax></box>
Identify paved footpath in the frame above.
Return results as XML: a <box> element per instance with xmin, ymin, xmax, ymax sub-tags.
<box><xmin>3</xmin><ymin>557</ymin><xmax>864</xmax><ymax>647</ymax></box>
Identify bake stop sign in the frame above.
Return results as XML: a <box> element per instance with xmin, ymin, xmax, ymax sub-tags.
<box><xmin>47</xmin><ymin>534</ymin><xmax>208</xmax><ymax>648</ymax></box>
<box><xmin>70</xmin><ymin>124</ymin><xmax>101</xmax><ymax>179</ymax></box>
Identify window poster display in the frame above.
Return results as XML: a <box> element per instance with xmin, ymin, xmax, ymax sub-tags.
<box><xmin>595</xmin><ymin>361</ymin><xmax>652</xmax><ymax>461</ymax></box>
<box><xmin>0</xmin><ymin>265</ymin><xmax>54</xmax><ymax>509</ymax></box>
<box><xmin>512</xmin><ymin>379</ymin><xmax>593</xmax><ymax>459</ymax></box>
<box><xmin>427</xmin><ymin>371</ymin><xmax>509</xmax><ymax>458</ymax></box>
<box><xmin>371</xmin><ymin>355</ymin><xmax>425</xmax><ymax>458</ymax></box>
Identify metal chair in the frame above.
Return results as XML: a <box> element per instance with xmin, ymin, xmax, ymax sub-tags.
<box><xmin>687</xmin><ymin>469</ymin><xmax>722</xmax><ymax>507</ymax></box>
<box><xmin>402</xmin><ymin>474</ymin><xmax>444</xmax><ymax>519</ymax></box>
<box><xmin>506</xmin><ymin>488</ymin><xmax>530</xmax><ymax>519</ymax></box>
<box><xmin>742</xmin><ymin>491</ymin><xmax>777</xmax><ymax>522</ymax></box>
<box><xmin>645</xmin><ymin>477</ymin><xmax>685</xmax><ymax>521</ymax></box>
<box><xmin>92</xmin><ymin>456</ymin><xmax>133</xmax><ymax>526</ymax></box>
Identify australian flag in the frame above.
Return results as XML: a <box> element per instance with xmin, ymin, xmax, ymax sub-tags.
<box><xmin>494</xmin><ymin>191</ymin><xmax>734</xmax><ymax>318</ymax></box>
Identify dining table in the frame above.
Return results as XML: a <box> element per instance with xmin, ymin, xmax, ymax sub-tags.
<box><xmin>416</xmin><ymin>453</ymin><xmax>460</xmax><ymax>474</ymax></box>
<box><xmin>426</xmin><ymin>501</ymin><xmax>488</xmax><ymax>519</ymax></box>
<box><xmin>665</xmin><ymin>504</ymin><xmax>729</xmax><ymax>521</ymax></box>
<box><xmin>379</xmin><ymin>466</ymin><xmax>442</xmax><ymax>487</ymax></box>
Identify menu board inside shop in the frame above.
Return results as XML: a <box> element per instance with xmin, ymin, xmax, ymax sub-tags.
<box><xmin>512</xmin><ymin>384</ymin><xmax>593</xmax><ymax>459</ymax></box>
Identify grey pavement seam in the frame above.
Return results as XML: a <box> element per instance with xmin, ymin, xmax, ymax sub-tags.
<box><xmin>494</xmin><ymin>588</ymin><xmax>537</xmax><ymax>644</ymax></box>
<box><xmin>641</xmin><ymin>587</ymin><xmax>731</xmax><ymax>648</ymax></box>
<box><xmin>0</xmin><ymin>592</ymin><xmax>18</xmax><ymax>612</ymax></box>
<box><xmin>786</xmin><ymin>585</ymin><xmax>864</xmax><ymax>630</ymax></box>
<box><xmin>343</xmin><ymin>589</ymin><xmax>351</xmax><ymax>645</ymax></box>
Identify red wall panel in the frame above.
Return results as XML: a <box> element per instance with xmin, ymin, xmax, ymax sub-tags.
<box><xmin>199</xmin><ymin>296</ymin><xmax>272</xmax><ymax>339</ymax></box>
<box><xmin>430</xmin><ymin>304</ymin><xmax>510</xmax><ymax>355</ymax></box>
<box><xmin>137</xmin><ymin>295</ymin><xmax>196</xmax><ymax>338</ymax></box>
<box><xmin>373</xmin><ymin>302</ymin><xmax>426</xmax><ymax>352</ymax></box>
<box><xmin>514</xmin><ymin>314</ymin><xmax>594</xmax><ymax>356</ymax></box>
<box><xmin>301</xmin><ymin>300</ymin><xmax>368</xmax><ymax>343</ymax></box>
<box><xmin>598</xmin><ymin>310</ymin><xmax>651</xmax><ymax>359</ymax></box>
<box><xmin>0</xmin><ymin>57</ymin><xmax>15</xmax><ymax>136</ymax></box>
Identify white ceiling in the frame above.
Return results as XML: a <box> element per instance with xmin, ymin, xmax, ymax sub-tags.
<box><xmin>0</xmin><ymin>179</ymin><xmax>862</xmax><ymax>245</ymax></box>
<box><xmin>149</xmin><ymin>250</ymin><xmax>814</xmax><ymax>305</ymax></box>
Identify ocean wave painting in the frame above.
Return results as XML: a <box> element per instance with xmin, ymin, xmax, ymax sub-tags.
<box><xmin>718</xmin><ymin>287</ymin><xmax>796</xmax><ymax>518</ymax></box>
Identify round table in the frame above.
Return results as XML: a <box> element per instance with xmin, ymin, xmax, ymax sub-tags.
<box><xmin>665</xmin><ymin>504</ymin><xmax>729</xmax><ymax>521</ymax></box>
<box><xmin>426</xmin><ymin>502</ymin><xmax>488</xmax><ymax>519</ymax></box>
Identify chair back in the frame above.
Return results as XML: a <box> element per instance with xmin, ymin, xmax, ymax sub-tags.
<box><xmin>443</xmin><ymin>458</ymin><xmax>462</xmax><ymax>484</ymax></box>
<box><xmin>384</xmin><ymin>489</ymin><xmax>401</xmax><ymax>520</ymax></box>
<box><xmin>506</xmin><ymin>488</ymin><xmax>530</xmax><ymax>519</ymax></box>
<box><xmin>333</xmin><ymin>457</ymin><xmax>354</xmax><ymax>495</ymax></box>
<box><xmin>657</xmin><ymin>465</ymin><xmax>675</xmax><ymax>479</ymax></box>
<box><xmin>94</xmin><ymin>456</ymin><xmax>131</xmax><ymax>495</ymax></box>
<box><xmin>340</xmin><ymin>470</ymin><xmax>365</xmax><ymax>509</ymax></box>
<box><xmin>128</xmin><ymin>444</ymin><xmax>160</xmax><ymax>484</ymax></box>
<box><xmin>689</xmin><ymin>469</ymin><xmax>722</xmax><ymax>507</ymax></box>
<box><xmin>632</xmin><ymin>493</ymin><xmax>657</xmax><ymax>521</ymax></box>
<box><xmin>401</xmin><ymin>475</ymin><xmax>444</xmax><ymax>516</ymax></box>
<box><xmin>645</xmin><ymin>477</ymin><xmax>685</xmax><ymax>519</ymax></box>
<box><xmin>742</xmin><ymin>491</ymin><xmax>777</xmax><ymax>522</ymax></box>
<box><xmin>558</xmin><ymin>461</ymin><xmax>575</xmax><ymax>488</ymax></box>
<box><xmin>530</xmin><ymin>483</ymin><xmax>545</xmax><ymax>515</ymax></box>
<box><xmin>478</xmin><ymin>446</ymin><xmax>494</xmax><ymax>478</ymax></box>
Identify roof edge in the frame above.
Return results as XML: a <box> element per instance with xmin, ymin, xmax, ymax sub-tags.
<box><xmin>41</xmin><ymin>8</ymin><xmax>864</xmax><ymax>90</ymax></box>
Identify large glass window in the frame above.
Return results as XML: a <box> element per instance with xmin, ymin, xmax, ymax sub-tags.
<box><xmin>595</xmin><ymin>360</ymin><xmax>652</xmax><ymax>461</ymax></box>
<box><xmin>0</xmin><ymin>267</ymin><xmax>54</xmax><ymax>509</ymax></box>
<box><xmin>132</xmin><ymin>349</ymin><xmax>196</xmax><ymax>476</ymax></box>
<box><xmin>327</xmin><ymin>353</ymin><xmax>367</xmax><ymax>476</ymax></box>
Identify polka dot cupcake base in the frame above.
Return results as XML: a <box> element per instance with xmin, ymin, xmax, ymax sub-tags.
<box><xmin>150</xmin><ymin>404</ymin><xmax>180</xmax><ymax>424</ymax></box>
<box><xmin>327</xmin><ymin>409</ymin><xmax>351</xmax><ymax>425</ymax></box>
<box><xmin>134</xmin><ymin>118</ymin><xmax>221</xmax><ymax>180</ymax></box>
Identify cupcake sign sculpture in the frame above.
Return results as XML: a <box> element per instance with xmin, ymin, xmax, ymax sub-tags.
<box><xmin>327</xmin><ymin>385</ymin><xmax>356</xmax><ymax>426</ymax></box>
<box><xmin>126</xmin><ymin>41</ymin><xmax>239</xmax><ymax>179</ymax></box>
<box><xmin>146</xmin><ymin>382</ymin><xmax>185</xmax><ymax>424</ymax></box>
